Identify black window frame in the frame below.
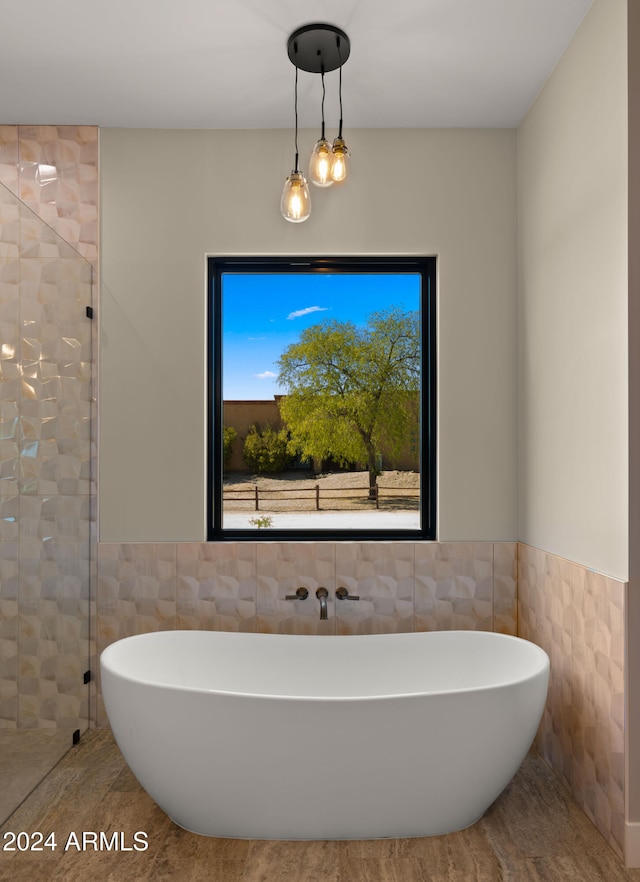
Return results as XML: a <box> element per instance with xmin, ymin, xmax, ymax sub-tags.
<box><xmin>207</xmin><ymin>255</ymin><xmax>437</xmax><ymax>541</ymax></box>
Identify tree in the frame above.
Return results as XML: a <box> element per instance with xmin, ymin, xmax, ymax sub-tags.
<box><xmin>277</xmin><ymin>308</ymin><xmax>420</xmax><ymax>495</ymax></box>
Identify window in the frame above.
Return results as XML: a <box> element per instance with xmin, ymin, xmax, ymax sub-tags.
<box><xmin>207</xmin><ymin>256</ymin><xmax>436</xmax><ymax>540</ymax></box>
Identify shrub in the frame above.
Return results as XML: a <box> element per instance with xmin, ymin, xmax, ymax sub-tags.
<box><xmin>249</xmin><ymin>515</ymin><xmax>273</xmax><ymax>529</ymax></box>
<box><xmin>242</xmin><ymin>423</ymin><xmax>291</xmax><ymax>473</ymax></box>
<box><xmin>223</xmin><ymin>426</ymin><xmax>237</xmax><ymax>472</ymax></box>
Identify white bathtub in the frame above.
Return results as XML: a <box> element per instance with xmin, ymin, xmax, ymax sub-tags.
<box><xmin>100</xmin><ymin>629</ymin><xmax>549</xmax><ymax>840</ymax></box>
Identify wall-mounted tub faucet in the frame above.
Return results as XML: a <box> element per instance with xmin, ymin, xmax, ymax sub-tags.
<box><xmin>336</xmin><ymin>587</ymin><xmax>360</xmax><ymax>601</ymax></box>
<box><xmin>315</xmin><ymin>587</ymin><xmax>329</xmax><ymax>620</ymax></box>
<box><xmin>285</xmin><ymin>587</ymin><xmax>309</xmax><ymax>601</ymax></box>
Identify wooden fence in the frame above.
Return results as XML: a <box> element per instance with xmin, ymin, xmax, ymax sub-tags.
<box><xmin>223</xmin><ymin>483</ymin><xmax>419</xmax><ymax>511</ymax></box>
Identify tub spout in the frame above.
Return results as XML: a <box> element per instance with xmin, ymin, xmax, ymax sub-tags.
<box><xmin>316</xmin><ymin>587</ymin><xmax>329</xmax><ymax>620</ymax></box>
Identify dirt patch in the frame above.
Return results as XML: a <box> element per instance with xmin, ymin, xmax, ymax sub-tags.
<box><xmin>223</xmin><ymin>470</ymin><xmax>420</xmax><ymax>513</ymax></box>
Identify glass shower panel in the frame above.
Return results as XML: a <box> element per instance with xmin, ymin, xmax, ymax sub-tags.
<box><xmin>0</xmin><ymin>181</ymin><xmax>93</xmax><ymax>824</ymax></box>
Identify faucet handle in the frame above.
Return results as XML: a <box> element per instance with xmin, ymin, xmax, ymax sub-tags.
<box><xmin>336</xmin><ymin>587</ymin><xmax>360</xmax><ymax>601</ymax></box>
<box><xmin>285</xmin><ymin>587</ymin><xmax>309</xmax><ymax>601</ymax></box>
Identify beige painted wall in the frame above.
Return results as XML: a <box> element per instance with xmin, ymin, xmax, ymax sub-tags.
<box><xmin>517</xmin><ymin>0</ymin><xmax>628</xmax><ymax>580</ymax></box>
<box><xmin>100</xmin><ymin>127</ymin><xmax>518</xmax><ymax>542</ymax></box>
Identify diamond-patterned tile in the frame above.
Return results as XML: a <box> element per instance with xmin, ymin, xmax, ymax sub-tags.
<box><xmin>415</xmin><ymin>542</ymin><xmax>493</xmax><ymax>631</ymax></box>
<box><xmin>256</xmin><ymin>542</ymin><xmax>335</xmax><ymax>634</ymax></box>
<box><xmin>335</xmin><ymin>542</ymin><xmax>414</xmax><ymax>634</ymax></box>
<box><xmin>517</xmin><ymin>543</ymin><xmax>626</xmax><ymax>860</ymax></box>
<box><xmin>177</xmin><ymin>542</ymin><xmax>256</xmax><ymax>632</ymax></box>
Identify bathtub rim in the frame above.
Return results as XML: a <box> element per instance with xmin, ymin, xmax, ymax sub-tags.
<box><xmin>100</xmin><ymin>629</ymin><xmax>550</xmax><ymax>704</ymax></box>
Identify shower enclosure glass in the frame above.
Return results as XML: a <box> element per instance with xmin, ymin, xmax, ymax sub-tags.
<box><xmin>0</xmin><ymin>181</ymin><xmax>93</xmax><ymax>823</ymax></box>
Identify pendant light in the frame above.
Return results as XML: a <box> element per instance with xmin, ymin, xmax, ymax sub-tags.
<box><xmin>282</xmin><ymin>24</ymin><xmax>351</xmax><ymax>222</ymax></box>
<box><xmin>281</xmin><ymin>64</ymin><xmax>311</xmax><ymax>223</ymax></box>
<box><xmin>309</xmin><ymin>72</ymin><xmax>333</xmax><ymax>187</ymax></box>
<box><xmin>330</xmin><ymin>47</ymin><xmax>349</xmax><ymax>183</ymax></box>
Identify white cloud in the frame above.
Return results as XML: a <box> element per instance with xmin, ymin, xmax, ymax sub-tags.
<box><xmin>254</xmin><ymin>370</ymin><xmax>277</xmax><ymax>380</ymax></box>
<box><xmin>287</xmin><ymin>305</ymin><xmax>328</xmax><ymax>320</ymax></box>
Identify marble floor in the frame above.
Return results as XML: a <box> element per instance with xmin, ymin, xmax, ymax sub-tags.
<box><xmin>1</xmin><ymin>729</ymin><xmax>640</xmax><ymax>882</ymax></box>
<box><xmin>0</xmin><ymin>730</ymin><xmax>76</xmax><ymax>827</ymax></box>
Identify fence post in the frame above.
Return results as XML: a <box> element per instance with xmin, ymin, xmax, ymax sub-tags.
<box><xmin>315</xmin><ymin>484</ymin><xmax>320</xmax><ymax>511</ymax></box>
<box><xmin>255</xmin><ymin>485</ymin><xmax>259</xmax><ymax>511</ymax></box>
<box><xmin>375</xmin><ymin>483</ymin><xmax>379</xmax><ymax>509</ymax></box>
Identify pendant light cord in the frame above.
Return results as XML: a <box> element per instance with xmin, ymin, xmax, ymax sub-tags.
<box><xmin>337</xmin><ymin>37</ymin><xmax>343</xmax><ymax>139</ymax></box>
<box><xmin>294</xmin><ymin>63</ymin><xmax>300</xmax><ymax>172</ymax></box>
<box><xmin>321</xmin><ymin>70</ymin><xmax>326</xmax><ymax>140</ymax></box>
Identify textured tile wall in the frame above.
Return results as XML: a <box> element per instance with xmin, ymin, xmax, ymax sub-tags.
<box><xmin>256</xmin><ymin>542</ymin><xmax>334</xmax><ymax>635</ymax></box>
<box><xmin>0</xmin><ymin>125</ymin><xmax>98</xmax><ymax>731</ymax></box>
<box><xmin>95</xmin><ymin>541</ymin><xmax>517</xmax><ymax>725</ymax></box>
<box><xmin>0</xmin><ymin>541</ymin><xmax>18</xmax><ymax>726</ymax></box>
<box><xmin>15</xmin><ymin>125</ymin><xmax>98</xmax><ymax>265</ymax></box>
<box><xmin>415</xmin><ymin>542</ymin><xmax>493</xmax><ymax>632</ymax></box>
<box><xmin>517</xmin><ymin>543</ymin><xmax>626</xmax><ymax>860</ymax></box>
<box><xmin>178</xmin><ymin>542</ymin><xmax>258</xmax><ymax>633</ymax></box>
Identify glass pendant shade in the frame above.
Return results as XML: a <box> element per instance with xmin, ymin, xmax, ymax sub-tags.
<box><xmin>331</xmin><ymin>136</ymin><xmax>349</xmax><ymax>183</ymax></box>
<box><xmin>309</xmin><ymin>138</ymin><xmax>334</xmax><ymax>187</ymax></box>
<box><xmin>281</xmin><ymin>170</ymin><xmax>311</xmax><ymax>222</ymax></box>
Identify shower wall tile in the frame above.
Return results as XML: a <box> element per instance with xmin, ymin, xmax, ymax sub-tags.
<box><xmin>0</xmin><ymin>126</ymin><xmax>97</xmax><ymax>735</ymax></box>
<box><xmin>0</xmin><ymin>388</ymin><xmax>20</xmax><ymax>498</ymax></box>
<box><xmin>18</xmin><ymin>125</ymin><xmax>99</xmax><ymax>264</ymax></box>
<box><xmin>517</xmin><ymin>543</ymin><xmax>626</xmax><ymax>860</ymax></box>
<box><xmin>177</xmin><ymin>542</ymin><xmax>257</xmax><ymax>632</ymax></box>
<box><xmin>20</xmin><ymin>258</ymin><xmax>92</xmax><ymax>354</ymax></box>
<box><xmin>19</xmin><ymin>495</ymin><xmax>92</xmax><ymax>542</ymax></box>
<box><xmin>20</xmin><ymin>249</ymin><xmax>93</xmax><ymax>298</ymax></box>
<box><xmin>18</xmin><ymin>401</ymin><xmax>92</xmax><ymax>496</ymax></box>
<box><xmin>0</xmin><ymin>496</ymin><xmax>19</xmax><ymax>541</ymax></box>
<box><xmin>256</xmin><ymin>542</ymin><xmax>336</xmax><ymax>635</ymax></box>
<box><xmin>0</xmin><ymin>125</ymin><xmax>99</xmax><ymax>265</ymax></box>
<box><xmin>0</xmin><ymin>258</ymin><xmax>20</xmax><ymax>501</ymax></box>
<box><xmin>87</xmin><ymin>588</ymin><xmax>97</xmax><ymax>730</ymax></box>
<box><xmin>0</xmin><ymin>541</ymin><xmax>19</xmax><ymax>727</ymax></box>
<box><xmin>18</xmin><ymin>539</ymin><xmax>89</xmax><ymax>728</ymax></box>
<box><xmin>0</xmin><ymin>360</ymin><xmax>19</xmax><ymax>397</ymax></box>
<box><xmin>0</xmin><ymin>126</ymin><xmax>19</xmax><ymax>191</ymax></box>
<box><xmin>18</xmin><ymin>254</ymin><xmax>93</xmax><ymax>497</ymax></box>
<box><xmin>415</xmin><ymin>542</ymin><xmax>494</xmax><ymax>631</ymax></box>
<box><xmin>0</xmin><ymin>190</ymin><xmax>19</xmax><ymax>259</ymax></box>
<box><xmin>335</xmin><ymin>542</ymin><xmax>414</xmax><ymax>634</ymax></box>
<box><xmin>19</xmin><ymin>205</ymin><xmax>83</xmax><ymax>261</ymax></box>
<box><xmin>0</xmin><ymin>259</ymin><xmax>19</xmax><ymax>354</ymax></box>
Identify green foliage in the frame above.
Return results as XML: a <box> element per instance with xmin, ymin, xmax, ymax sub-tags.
<box><xmin>249</xmin><ymin>515</ymin><xmax>273</xmax><ymax>529</ymax></box>
<box><xmin>242</xmin><ymin>423</ymin><xmax>292</xmax><ymax>474</ymax></box>
<box><xmin>223</xmin><ymin>426</ymin><xmax>237</xmax><ymax>472</ymax></box>
<box><xmin>277</xmin><ymin>307</ymin><xmax>419</xmax><ymax>491</ymax></box>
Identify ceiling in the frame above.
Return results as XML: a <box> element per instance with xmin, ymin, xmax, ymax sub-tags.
<box><xmin>0</xmin><ymin>0</ymin><xmax>594</xmax><ymax>130</ymax></box>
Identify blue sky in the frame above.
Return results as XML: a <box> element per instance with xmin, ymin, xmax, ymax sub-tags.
<box><xmin>222</xmin><ymin>273</ymin><xmax>421</xmax><ymax>400</ymax></box>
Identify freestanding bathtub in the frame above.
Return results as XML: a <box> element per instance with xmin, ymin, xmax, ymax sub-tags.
<box><xmin>100</xmin><ymin>629</ymin><xmax>549</xmax><ymax>840</ymax></box>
